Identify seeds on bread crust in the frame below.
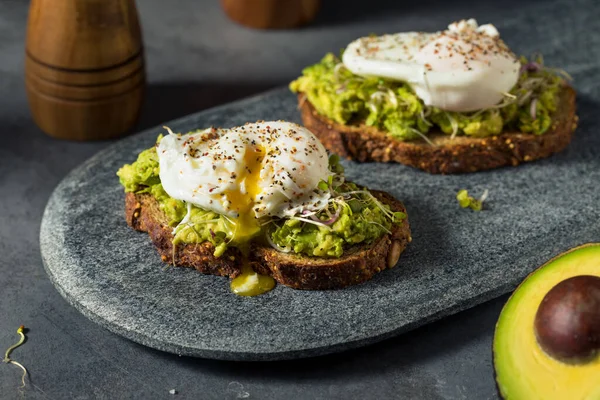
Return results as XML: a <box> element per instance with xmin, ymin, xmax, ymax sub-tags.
<box><xmin>387</xmin><ymin>241</ymin><xmax>403</xmax><ymax>269</ymax></box>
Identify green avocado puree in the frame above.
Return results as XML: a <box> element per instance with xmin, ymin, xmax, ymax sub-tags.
<box><xmin>117</xmin><ymin>141</ymin><xmax>404</xmax><ymax>258</ymax></box>
<box><xmin>290</xmin><ymin>53</ymin><xmax>564</xmax><ymax>138</ymax></box>
<box><xmin>269</xmin><ymin>181</ymin><xmax>403</xmax><ymax>257</ymax></box>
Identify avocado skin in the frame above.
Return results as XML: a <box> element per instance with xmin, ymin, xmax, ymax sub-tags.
<box><xmin>493</xmin><ymin>244</ymin><xmax>600</xmax><ymax>400</ymax></box>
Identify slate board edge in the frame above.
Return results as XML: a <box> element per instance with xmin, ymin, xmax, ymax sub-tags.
<box><xmin>39</xmin><ymin>138</ymin><xmax>520</xmax><ymax>361</ymax></box>
<box><xmin>40</xmin><ymin>221</ymin><xmax>515</xmax><ymax>361</ymax></box>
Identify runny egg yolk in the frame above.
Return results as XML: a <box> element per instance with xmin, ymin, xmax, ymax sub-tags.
<box><xmin>224</xmin><ymin>145</ymin><xmax>265</xmax><ymax>244</ymax></box>
<box><xmin>226</xmin><ymin>145</ymin><xmax>276</xmax><ymax>296</ymax></box>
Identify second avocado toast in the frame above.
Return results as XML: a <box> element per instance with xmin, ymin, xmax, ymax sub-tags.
<box><xmin>291</xmin><ymin>19</ymin><xmax>577</xmax><ymax>174</ymax></box>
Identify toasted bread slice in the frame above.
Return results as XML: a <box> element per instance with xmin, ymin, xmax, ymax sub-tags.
<box><xmin>298</xmin><ymin>86</ymin><xmax>577</xmax><ymax>174</ymax></box>
<box><xmin>125</xmin><ymin>192</ymin><xmax>244</xmax><ymax>278</ymax></box>
<box><xmin>125</xmin><ymin>191</ymin><xmax>411</xmax><ymax>290</ymax></box>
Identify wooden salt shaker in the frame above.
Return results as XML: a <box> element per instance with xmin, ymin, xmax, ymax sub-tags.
<box><xmin>25</xmin><ymin>0</ymin><xmax>145</xmax><ymax>141</ymax></box>
<box><xmin>221</xmin><ymin>0</ymin><xmax>321</xmax><ymax>29</ymax></box>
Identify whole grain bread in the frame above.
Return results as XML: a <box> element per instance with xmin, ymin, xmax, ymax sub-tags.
<box><xmin>125</xmin><ymin>190</ymin><xmax>411</xmax><ymax>290</ymax></box>
<box><xmin>298</xmin><ymin>85</ymin><xmax>577</xmax><ymax>174</ymax></box>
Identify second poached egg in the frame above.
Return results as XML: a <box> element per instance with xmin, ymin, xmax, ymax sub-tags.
<box><xmin>342</xmin><ymin>19</ymin><xmax>520</xmax><ymax>112</ymax></box>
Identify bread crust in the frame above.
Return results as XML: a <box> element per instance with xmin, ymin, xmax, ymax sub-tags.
<box><xmin>252</xmin><ymin>191</ymin><xmax>411</xmax><ymax>289</ymax></box>
<box><xmin>124</xmin><ymin>191</ymin><xmax>410</xmax><ymax>290</ymax></box>
<box><xmin>298</xmin><ymin>86</ymin><xmax>578</xmax><ymax>174</ymax></box>
<box><xmin>126</xmin><ymin>192</ymin><xmax>244</xmax><ymax>278</ymax></box>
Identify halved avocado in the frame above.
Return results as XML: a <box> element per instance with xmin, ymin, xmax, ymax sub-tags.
<box><xmin>493</xmin><ymin>244</ymin><xmax>600</xmax><ymax>400</ymax></box>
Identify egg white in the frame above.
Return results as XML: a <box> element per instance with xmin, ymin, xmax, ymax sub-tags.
<box><xmin>342</xmin><ymin>19</ymin><xmax>520</xmax><ymax>112</ymax></box>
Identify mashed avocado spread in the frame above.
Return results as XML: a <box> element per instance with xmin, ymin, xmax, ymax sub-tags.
<box><xmin>290</xmin><ymin>54</ymin><xmax>565</xmax><ymax>139</ymax></box>
<box><xmin>117</xmin><ymin>142</ymin><xmax>404</xmax><ymax>258</ymax></box>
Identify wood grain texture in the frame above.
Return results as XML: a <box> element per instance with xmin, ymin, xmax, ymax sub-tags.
<box><xmin>25</xmin><ymin>0</ymin><xmax>145</xmax><ymax>140</ymax></box>
<box><xmin>26</xmin><ymin>0</ymin><xmax>142</xmax><ymax>69</ymax></box>
<box><xmin>221</xmin><ymin>0</ymin><xmax>321</xmax><ymax>29</ymax></box>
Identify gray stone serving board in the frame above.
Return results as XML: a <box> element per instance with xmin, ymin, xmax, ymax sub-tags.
<box><xmin>41</xmin><ymin>87</ymin><xmax>600</xmax><ymax>361</ymax></box>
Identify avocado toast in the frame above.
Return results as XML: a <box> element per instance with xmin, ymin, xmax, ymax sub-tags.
<box><xmin>291</xmin><ymin>20</ymin><xmax>578</xmax><ymax>174</ymax></box>
<box><xmin>117</xmin><ymin>122</ymin><xmax>410</xmax><ymax>293</ymax></box>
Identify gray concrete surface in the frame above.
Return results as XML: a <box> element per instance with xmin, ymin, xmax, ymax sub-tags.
<box><xmin>1</xmin><ymin>0</ymin><xmax>598</xmax><ymax>398</ymax></box>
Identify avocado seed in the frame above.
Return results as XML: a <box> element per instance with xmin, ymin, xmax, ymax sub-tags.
<box><xmin>534</xmin><ymin>275</ymin><xmax>600</xmax><ymax>363</ymax></box>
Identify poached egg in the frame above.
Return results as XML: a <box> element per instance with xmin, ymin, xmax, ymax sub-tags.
<box><xmin>157</xmin><ymin>121</ymin><xmax>331</xmax><ymax>243</ymax></box>
<box><xmin>342</xmin><ymin>19</ymin><xmax>520</xmax><ymax>112</ymax></box>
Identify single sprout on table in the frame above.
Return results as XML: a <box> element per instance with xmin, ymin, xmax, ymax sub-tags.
<box><xmin>456</xmin><ymin>189</ymin><xmax>489</xmax><ymax>211</ymax></box>
<box><xmin>3</xmin><ymin>325</ymin><xmax>28</xmax><ymax>388</ymax></box>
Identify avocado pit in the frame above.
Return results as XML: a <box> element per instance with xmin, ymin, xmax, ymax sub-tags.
<box><xmin>534</xmin><ymin>275</ymin><xmax>600</xmax><ymax>363</ymax></box>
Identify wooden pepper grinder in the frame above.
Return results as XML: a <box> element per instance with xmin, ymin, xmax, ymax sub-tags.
<box><xmin>25</xmin><ymin>0</ymin><xmax>145</xmax><ymax>141</ymax></box>
<box><xmin>221</xmin><ymin>0</ymin><xmax>321</xmax><ymax>30</ymax></box>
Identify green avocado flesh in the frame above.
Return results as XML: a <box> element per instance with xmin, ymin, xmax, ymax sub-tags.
<box><xmin>117</xmin><ymin>140</ymin><xmax>405</xmax><ymax>258</ymax></box>
<box><xmin>290</xmin><ymin>53</ymin><xmax>564</xmax><ymax>139</ymax></box>
<box><xmin>493</xmin><ymin>244</ymin><xmax>600</xmax><ymax>400</ymax></box>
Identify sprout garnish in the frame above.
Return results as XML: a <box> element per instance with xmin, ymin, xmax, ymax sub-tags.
<box><xmin>457</xmin><ymin>189</ymin><xmax>489</xmax><ymax>211</ymax></box>
<box><xmin>265</xmin><ymin>154</ymin><xmax>406</xmax><ymax>252</ymax></box>
<box><xmin>329</xmin><ymin>54</ymin><xmax>568</xmax><ymax>139</ymax></box>
<box><xmin>3</xmin><ymin>325</ymin><xmax>28</xmax><ymax>389</ymax></box>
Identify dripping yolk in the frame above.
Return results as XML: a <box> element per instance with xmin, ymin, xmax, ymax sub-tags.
<box><xmin>224</xmin><ymin>145</ymin><xmax>265</xmax><ymax>243</ymax></box>
<box><xmin>225</xmin><ymin>145</ymin><xmax>276</xmax><ymax>297</ymax></box>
